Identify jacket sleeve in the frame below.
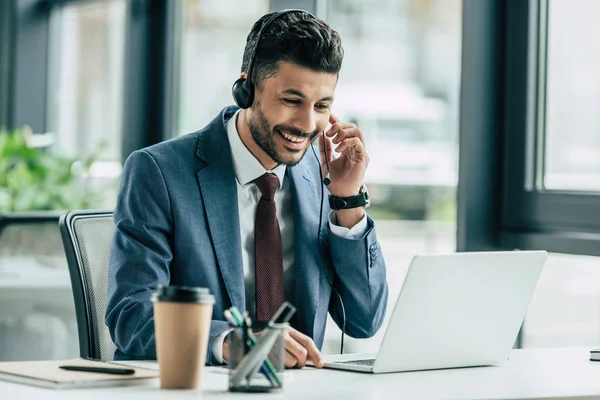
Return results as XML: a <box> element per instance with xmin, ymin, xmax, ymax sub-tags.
<box><xmin>104</xmin><ymin>150</ymin><xmax>229</xmax><ymax>364</ymax></box>
<box><xmin>326</xmin><ymin>215</ymin><xmax>388</xmax><ymax>338</ymax></box>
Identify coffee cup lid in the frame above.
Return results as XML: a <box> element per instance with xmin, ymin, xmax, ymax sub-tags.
<box><xmin>152</xmin><ymin>285</ymin><xmax>215</xmax><ymax>304</ymax></box>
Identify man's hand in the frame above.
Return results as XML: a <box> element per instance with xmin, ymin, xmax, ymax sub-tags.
<box><xmin>222</xmin><ymin>326</ymin><xmax>324</xmax><ymax>369</ymax></box>
<box><xmin>320</xmin><ymin>114</ymin><xmax>369</xmax><ymax>198</ymax></box>
<box><xmin>283</xmin><ymin>326</ymin><xmax>324</xmax><ymax>369</ymax></box>
<box><xmin>319</xmin><ymin>114</ymin><xmax>369</xmax><ymax>228</ymax></box>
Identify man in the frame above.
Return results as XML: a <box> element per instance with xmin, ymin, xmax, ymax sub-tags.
<box><xmin>105</xmin><ymin>10</ymin><xmax>388</xmax><ymax>368</ymax></box>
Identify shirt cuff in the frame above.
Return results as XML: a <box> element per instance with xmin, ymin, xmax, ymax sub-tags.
<box><xmin>212</xmin><ymin>328</ymin><xmax>234</xmax><ymax>364</ymax></box>
<box><xmin>328</xmin><ymin>210</ymin><xmax>368</xmax><ymax>239</ymax></box>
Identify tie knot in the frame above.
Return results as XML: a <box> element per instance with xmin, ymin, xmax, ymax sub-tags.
<box><xmin>254</xmin><ymin>173</ymin><xmax>279</xmax><ymax>201</ymax></box>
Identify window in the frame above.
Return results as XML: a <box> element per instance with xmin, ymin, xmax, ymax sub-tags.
<box><xmin>45</xmin><ymin>0</ymin><xmax>126</xmax><ymax>209</ymax></box>
<box><xmin>2</xmin><ymin>0</ymin><xmax>173</xmax><ymax>362</ymax></box>
<box><xmin>543</xmin><ymin>0</ymin><xmax>600</xmax><ymax>192</ymax></box>
<box><xmin>459</xmin><ymin>0</ymin><xmax>600</xmax><ymax>347</ymax></box>
<box><xmin>178</xmin><ymin>0</ymin><xmax>270</xmax><ymax>135</ymax></box>
<box><xmin>515</xmin><ymin>0</ymin><xmax>600</xmax><ymax>348</ymax></box>
<box><xmin>46</xmin><ymin>0</ymin><xmax>126</xmax><ymax>169</ymax></box>
<box><xmin>501</xmin><ymin>0</ymin><xmax>600</xmax><ymax>255</ymax></box>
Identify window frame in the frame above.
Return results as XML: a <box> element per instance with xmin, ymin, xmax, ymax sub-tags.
<box><xmin>458</xmin><ymin>0</ymin><xmax>600</xmax><ymax>257</ymax></box>
<box><xmin>456</xmin><ymin>0</ymin><xmax>505</xmax><ymax>252</ymax></box>
<box><xmin>121</xmin><ymin>0</ymin><xmax>181</xmax><ymax>160</ymax></box>
<box><xmin>0</xmin><ymin>0</ymin><xmax>12</xmax><ymax>128</ymax></box>
<box><xmin>500</xmin><ymin>0</ymin><xmax>600</xmax><ymax>256</ymax></box>
<box><xmin>2</xmin><ymin>0</ymin><xmax>51</xmax><ymax>132</ymax></box>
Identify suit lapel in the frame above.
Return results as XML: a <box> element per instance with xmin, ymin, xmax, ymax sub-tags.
<box><xmin>195</xmin><ymin>107</ymin><xmax>245</xmax><ymax>312</ymax></box>
<box><xmin>288</xmin><ymin>155</ymin><xmax>325</xmax><ymax>337</ymax></box>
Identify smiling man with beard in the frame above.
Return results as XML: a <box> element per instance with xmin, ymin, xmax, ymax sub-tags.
<box><xmin>106</xmin><ymin>9</ymin><xmax>388</xmax><ymax>369</ymax></box>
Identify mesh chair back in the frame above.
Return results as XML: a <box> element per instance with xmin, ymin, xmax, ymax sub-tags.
<box><xmin>60</xmin><ymin>211</ymin><xmax>116</xmax><ymax>360</ymax></box>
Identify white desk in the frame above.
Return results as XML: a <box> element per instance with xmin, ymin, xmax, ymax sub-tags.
<box><xmin>1</xmin><ymin>347</ymin><xmax>600</xmax><ymax>399</ymax></box>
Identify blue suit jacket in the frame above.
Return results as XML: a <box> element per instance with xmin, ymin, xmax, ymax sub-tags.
<box><xmin>105</xmin><ymin>106</ymin><xmax>388</xmax><ymax>364</ymax></box>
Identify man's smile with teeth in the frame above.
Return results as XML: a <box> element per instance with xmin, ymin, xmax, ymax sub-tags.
<box><xmin>279</xmin><ymin>130</ymin><xmax>307</xmax><ymax>143</ymax></box>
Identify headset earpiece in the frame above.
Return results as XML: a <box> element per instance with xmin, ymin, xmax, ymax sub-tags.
<box><xmin>232</xmin><ymin>77</ymin><xmax>253</xmax><ymax>109</ymax></box>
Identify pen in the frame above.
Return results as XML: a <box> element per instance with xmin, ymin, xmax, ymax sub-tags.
<box><xmin>59</xmin><ymin>366</ymin><xmax>135</xmax><ymax>375</ymax></box>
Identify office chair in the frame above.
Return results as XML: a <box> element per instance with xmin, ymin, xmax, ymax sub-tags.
<box><xmin>59</xmin><ymin>210</ymin><xmax>116</xmax><ymax>361</ymax></box>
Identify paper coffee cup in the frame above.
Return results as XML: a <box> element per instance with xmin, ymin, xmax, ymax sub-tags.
<box><xmin>152</xmin><ymin>285</ymin><xmax>215</xmax><ymax>389</ymax></box>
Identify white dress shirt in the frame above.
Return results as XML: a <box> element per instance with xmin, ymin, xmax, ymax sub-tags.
<box><xmin>212</xmin><ymin>110</ymin><xmax>368</xmax><ymax>363</ymax></box>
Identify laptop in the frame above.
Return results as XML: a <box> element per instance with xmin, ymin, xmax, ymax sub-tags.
<box><xmin>322</xmin><ymin>251</ymin><xmax>547</xmax><ymax>373</ymax></box>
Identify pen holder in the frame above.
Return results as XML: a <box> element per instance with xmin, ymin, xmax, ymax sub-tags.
<box><xmin>227</xmin><ymin>323</ymin><xmax>287</xmax><ymax>392</ymax></box>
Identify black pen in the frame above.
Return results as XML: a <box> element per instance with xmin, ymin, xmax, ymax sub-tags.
<box><xmin>59</xmin><ymin>365</ymin><xmax>135</xmax><ymax>375</ymax></box>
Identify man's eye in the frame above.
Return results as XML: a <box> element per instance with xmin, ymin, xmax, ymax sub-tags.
<box><xmin>315</xmin><ymin>103</ymin><xmax>330</xmax><ymax>110</ymax></box>
<box><xmin>283</xmin><ymin>98</ymin><xmax>301</xmax><ymax>105</ymax></box>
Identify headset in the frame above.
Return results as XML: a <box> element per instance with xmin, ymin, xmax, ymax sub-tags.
<box><xmin>233</xmin><ymin>9</ymin><xmax>345</xmax><ymax>354</ymax></box>
<box><xmin>232</xmin><ymin>8</ymin><xmax>332</xmax><ymax>186</ymax></box>
<box><xmin>232</xmin><ymin>9</ymin><xmax>311</xmax><ymax>109</ymax></box>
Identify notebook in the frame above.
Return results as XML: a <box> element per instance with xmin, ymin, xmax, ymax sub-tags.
<box><xmin>589</xmin><ymin>348</ymin><xmax>600</xmax><ymax>361</ymax></box>
<box><xmin>0</xmin><ymin>358</ymin><xmax>158</xmax><ymax>389</ymax></box>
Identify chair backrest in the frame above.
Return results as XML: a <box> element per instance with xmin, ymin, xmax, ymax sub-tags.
<box><xmin>59</xmin><ymin>210</ymin><xmax>115</xmax><ymax>361</ymax></box>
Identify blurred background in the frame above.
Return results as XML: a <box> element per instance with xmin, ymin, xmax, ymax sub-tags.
<box><xmin>0</xmin><ymin>0</ymin><xmax>599</xmax><ymax>361</ymax></box>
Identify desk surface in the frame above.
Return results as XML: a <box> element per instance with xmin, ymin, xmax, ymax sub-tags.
<box><xmin>1</xmin><ymin>347</ymin><xmax>600</xmax><ymax>399</ymax></box>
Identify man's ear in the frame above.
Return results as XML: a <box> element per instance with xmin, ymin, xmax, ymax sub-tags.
<box><xmin>240</xmin><ymin>71</ymin><xmax>248</xmax><ymax>80</ymax></box>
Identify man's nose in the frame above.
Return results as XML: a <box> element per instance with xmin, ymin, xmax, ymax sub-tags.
<box><xmin>293</xmin><ymin>108</ymin><xmax>318</xmax><ymax>135</ymax></box>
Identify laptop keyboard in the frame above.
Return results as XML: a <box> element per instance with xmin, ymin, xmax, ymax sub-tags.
<box><xmin>337</xmin><ymin>359</ymin><xmax>375</xmax><ymax>366</ymax></box>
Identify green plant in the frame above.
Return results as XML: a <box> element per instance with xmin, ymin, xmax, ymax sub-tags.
<box><xmin>0</xmin><ymin>126</ymin><xmax>109</xmax><ymax>212</ymax></box>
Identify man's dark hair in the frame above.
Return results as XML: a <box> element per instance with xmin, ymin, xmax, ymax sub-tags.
<box><xmin>241</xmin><ymin>11</ymin><xmax>344</xmax><ymax>88</ymax></box>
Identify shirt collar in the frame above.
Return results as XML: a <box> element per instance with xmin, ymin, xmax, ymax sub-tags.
<box><xmin>226</xmin><ymin>109</ymin><xmax>286</xmax><ymax>188</ymax></box>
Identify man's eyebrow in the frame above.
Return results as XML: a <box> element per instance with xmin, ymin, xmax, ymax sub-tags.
<box><xmin>282</xmin><ymin>89</ymin><xmax>333</xmax><ymax>102</ymax></box>
<box><xmin>283</xmin><ymin>89</ymin><xmax>306</xmax><ymax>98</ymax></box>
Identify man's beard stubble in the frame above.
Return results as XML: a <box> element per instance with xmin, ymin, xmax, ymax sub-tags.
<box><xmin>247</xmin><ymin>101</ymin><xmax>319</xmax><ymax>166</ymax></box>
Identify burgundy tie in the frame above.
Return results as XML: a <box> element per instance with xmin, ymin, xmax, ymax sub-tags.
<box><xmin>253</xmin><ymin>173</ymin><xmax>284</xmax><ymax>323</ymax></box>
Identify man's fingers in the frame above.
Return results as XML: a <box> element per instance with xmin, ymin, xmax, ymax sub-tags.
<box><xmin>288</xmin><ymin>328</ymin><xmax>324</xmax><ymax>368</ymax></box>
<box><xmin>329</xmin><ymin>113</ymin><xmax>339</xmax><ymax>125</ymax></box>
<box><xmin>317</xmin><ymin>132</ymin><xmax>334</xmax><ymax>162</ymax></box>
<box><xmin>282</xmin><ymin>328</ymin><xmax>324</xmax><ymax>369</ymax></box>
<box><xmin>330</xmin><ymin>127</ymin><xmax>364</xmax><ymax>145</ymax></box>
<box><xmin>325</xmin><ymin>122</ymin><xmax>356</xmax><ymax>137</ymax></box>
<box><xmin>284</xmin><ymin>349</ymin><xmax>299</xmax><ymax>368</ymax></box>
<box><xmin>284</xmin><ymin>332</ymin><xmax>308</xmax><ymax>368</ymax></box>
<box><xmin>326</xmin><ymin>122</ymin><xmax>358</xmax><ymax>137</ymax></box>
<box><xmin>335</xmin><ymin>137</ymin><xmax>366</xmax><ymax>156</ymax></box>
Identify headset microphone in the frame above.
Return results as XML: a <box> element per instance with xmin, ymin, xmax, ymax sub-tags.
<box><xmin>322</xmin><ymin>131</ymin><xmax>331</xmax><ymax>186</ymax></box>
<box><xmin>312</xmin><ymin>133</ymin><xmax>346</xmax><ymax>355</ymax></box>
